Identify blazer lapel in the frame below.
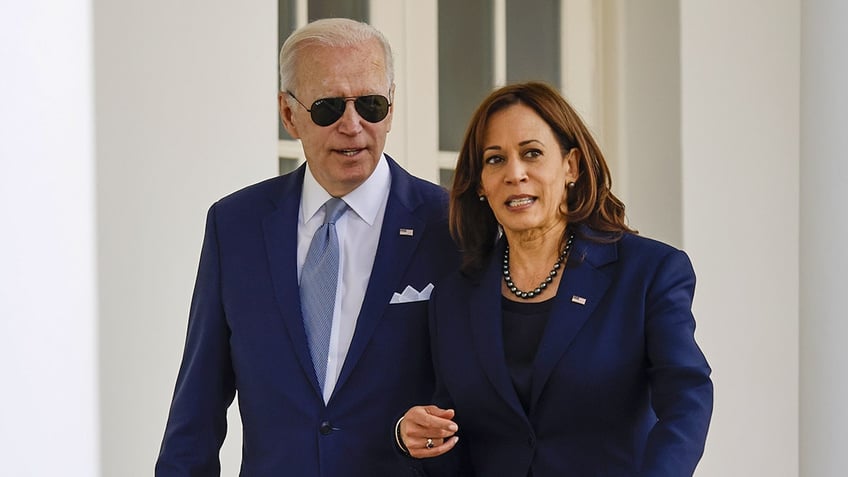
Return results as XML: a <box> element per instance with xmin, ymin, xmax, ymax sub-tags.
<box><xmin>529</xmin><ymin>237</ymin><xmax>616</xmax><ymax>410</ymax></box>
<box><xmin>332</xmin><ymin>158</ymin><xmax>426</xmax><ymax>396</ymax></box>
<box><xmin>469</xmin><ymin>241</ymin><xmax>530</xmax><ymax>420</ymax></box>
<box><xmin>262</xmin><ymin>166</ymin><xmax>324</xmax><ymax>397</ymax></box>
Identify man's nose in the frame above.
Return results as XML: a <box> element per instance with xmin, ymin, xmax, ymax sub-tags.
<box><xmin>336</xmin><ymin>99</ymin><xmax>363</xmax><ymax>134</ymax></box>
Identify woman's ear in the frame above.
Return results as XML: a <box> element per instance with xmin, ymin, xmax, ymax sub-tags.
<box><xmin>565</xmin><ymin>148</ymin><xmax>581</xmax><ymax>183</ymax></box>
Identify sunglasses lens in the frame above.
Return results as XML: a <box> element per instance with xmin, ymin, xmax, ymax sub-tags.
<box><xmin>353</xmin><ymin>95</ymin><xmax>390</xmax><ymax>123</ymax></box>
<box><xmin>309</xmin><ymin>95</ymin><xmax>390</xmax><ymax>126</ymax></box>
<box><xmin>310</xmin><ymin>98</ymin><xmax>346</xmax><ymax>127</ymax></box>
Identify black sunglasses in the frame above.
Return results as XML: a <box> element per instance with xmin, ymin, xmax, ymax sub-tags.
<box><xmin>287</xmin><ymin>91</ymin><xmax>392</xmax><ymax>127</ymax></box>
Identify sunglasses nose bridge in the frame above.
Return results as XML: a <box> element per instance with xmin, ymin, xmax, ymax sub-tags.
<box><xmin>342</xmin><ymin>97</ymin><xmax>360</xmax><ymax>118</ymax></box>
<box><xmin>335</xmin><ymin>98</ymin><xmax>365</xmax><ymax>131</ymax></box>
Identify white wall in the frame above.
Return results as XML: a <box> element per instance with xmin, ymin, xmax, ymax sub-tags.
<box><xmin>0</xmin><ymin>1</ymin><xmax>100</xmax><ymax>475</ymax></box>
<box><xmin>93</xmin><ymin>1</ymin><xmax>277</xmax><ymax>474</ymax></box>
<box><xmin>800</xmin><ymin>1</ymin><xmax>848</xmax><ymax>476</ymax></box>
<box><xmin>680</xmin><ymin>1</ymin><xmax>800</xmax><ymax>475</ymax></box>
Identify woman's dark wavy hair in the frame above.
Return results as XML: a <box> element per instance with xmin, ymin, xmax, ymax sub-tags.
<box><xmin>450</xmin><ymin>81</ymin><xmax>635</xmax><ymax>274</ymax></box>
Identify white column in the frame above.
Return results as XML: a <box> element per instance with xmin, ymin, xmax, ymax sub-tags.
<box><xmin>94</xmin><ymin>1</ymin><xmax>277</xmax><ymax>475</ymax></box>
<box><xmin>0</xmin><ymin>1</ymin><xmax>100</xmax><ymax>475</ymax></box>
<box><xmin>680</xmin><ymin>1</ymin><xmax>800</xmax><ymax>476</ymax></box>
<box><xmin>601</xmin><ymin>0</ymin><xmax>682</xmax><ymax>247</ymax></box>
<box><xmin>371</xmin><ymin>0</ymin><xmax>441</xmax><ymax>183</ymax></box>
<box><xmin>800</xmin><ymin>1</ymin><xmax>848</xmax><ymax>476</ymax></box>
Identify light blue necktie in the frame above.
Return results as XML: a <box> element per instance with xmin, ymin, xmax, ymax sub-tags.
<box><xmin>301</xmin><ymin>197</ymin><xmax>348</xmax><ymax>392</ymax></box>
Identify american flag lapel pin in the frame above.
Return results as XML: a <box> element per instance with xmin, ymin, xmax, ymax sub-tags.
<box><xmin>399</xmin><ymin>228</ymin><xmax>414</xmax><ymax>236</ymax></box>
<box><xmin>571</xmin><ymin>295</ymin><xmax>587</xmax><ymax>305</ymax></box>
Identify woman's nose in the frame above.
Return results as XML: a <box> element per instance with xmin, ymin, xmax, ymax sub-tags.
<box><xmin>504</xmin><ymin>158</ymin><xmax>528</xmax><ymax>183</ymax></box>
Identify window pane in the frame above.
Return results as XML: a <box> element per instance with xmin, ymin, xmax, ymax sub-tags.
<box><xmin>438</xmin><ymin>0</ymin><xmax>493</xmax><ymax>151</ymax></box>
<box><xmin>506</xmin><ymin>0</ymin><xmax>560</xmax><ymax>86</ymax></box>
<box><xmin>279</xmin><ymin>157</ymin><xmax>299</xmax><ymax>175</ymax></box>
<box><xmin>308</xmin><ymin>0</ymin><xmax>368</xmax><ymax>22</ymax></box>
<box><xmin>278</xmin><ymin>0</ymin><xmax>296</xmax><ymax>140</ymax></box>
<box><xmin>439</xmin><ymin>168</ymin><xmax>455</xmax><ymax>189</ymax></box>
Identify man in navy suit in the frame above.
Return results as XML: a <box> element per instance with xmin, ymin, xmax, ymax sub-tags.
<box><xmin>156</xmin><ymin>18</ymin><xmax>459</xmax><ymax>476</ymax></box>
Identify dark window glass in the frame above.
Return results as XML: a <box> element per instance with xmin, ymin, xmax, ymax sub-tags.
<box><xmin>439</xmin><ymin>167</ymin><xmax>456</xmax><ymax>189</ymax></box>
<box><xmin>278</xmin><ymin>0</ymin><xmax>296</xmax><ymax>140</ymax></box>
<box><xmin>308</xmin><ymin>0</ymin><xmax>368</xmax><ymax>22</ymax></box>
<box><xmin>279</xmin><ymin>157</ymin><xmax>299</xmax><ymax>175</ymax></box>
<box><xmin>506</xmin><ymin>0</ymin><xmax>560</xmax><ymax>86</ymax></box>
<box><xmin>438</xmin><ymin>0</ymin><xmax>494</xmax><ymax>151</ymax></box>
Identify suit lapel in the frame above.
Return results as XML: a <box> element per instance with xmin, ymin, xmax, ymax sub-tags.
<box><xmin>469</xmin><ymin>241</ymin><xmax>530</xmax><ymax>420</ymax></box>
<box><xmin>332</xmin><ymin>158</ymin><xmax>426</xmax><ymax>397</ymax></box>
<box><xmin>529</xmin><ymin>237</ymin><xmax>616</xmax><ymax>410</ymax></box>
<box><xmin>262</xmin><ymin>166</ymin><xmax>324</xmax><ymax>397</ymax></box>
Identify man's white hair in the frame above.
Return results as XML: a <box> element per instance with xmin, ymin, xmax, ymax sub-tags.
<box><xmin>279</xmin><ymin>18</ymin><xmax>394</xmax><ymax>98</ymax></box>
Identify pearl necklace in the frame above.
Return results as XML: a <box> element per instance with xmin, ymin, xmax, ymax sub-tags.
<box><xmin>503</xmin><ymin>232</ymin><xmax>575</xmax><ymax>300</ymax></box>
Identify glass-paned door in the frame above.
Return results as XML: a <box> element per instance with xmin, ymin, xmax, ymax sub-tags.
<box><xmin>437</xmin><ymin>0</ymin><xmax>567</xmax><ymax>186</ymax></box>
<box><xmin>277</xmin><ymin>0</ymin><xmax>370</xmax><ymax>174</ymax></box>
<box><xmin>276</xmin><ymin>1</ymin><xmax>599</xmax><ymax>185</ymax></box>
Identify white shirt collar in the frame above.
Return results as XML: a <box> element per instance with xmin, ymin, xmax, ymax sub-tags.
<box><xmin>301</xmin><ymin>154</ymin><xmax>391</xmax><ymax>226</ymax></box>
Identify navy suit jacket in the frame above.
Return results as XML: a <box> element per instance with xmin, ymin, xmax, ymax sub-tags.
<box><xmin>156</xmin><ymin>156</ymin><xmax>460</xmax><ymax>476</ymax></box>
<box><xmin>429</xmin><ymin>229</ymin><xmax>713</xmax><ymax>477</ymax></box>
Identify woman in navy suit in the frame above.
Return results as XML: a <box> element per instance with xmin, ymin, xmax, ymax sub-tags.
<box><xmin>397</xmin><ymin>82</ymin><xmax>713</xmax><ymax>476</ymax></box>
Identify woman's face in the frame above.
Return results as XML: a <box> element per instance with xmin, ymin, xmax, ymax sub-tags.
<box><xmin>478</xmin><ymin>103</ymin><xmax>578</xmax><ymax>240</ymax></box>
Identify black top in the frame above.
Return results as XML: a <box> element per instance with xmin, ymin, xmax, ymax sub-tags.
<box><xmin>501</xmin><ymin>296</ymin><xmax>555</xmax><ymax>413</ymax></box>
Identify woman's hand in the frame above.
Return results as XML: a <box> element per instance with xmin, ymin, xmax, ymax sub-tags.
<box><xmin>399</xmin><ymin>405</ymin><xmax>460</xmax><ymax>458</ymax></box>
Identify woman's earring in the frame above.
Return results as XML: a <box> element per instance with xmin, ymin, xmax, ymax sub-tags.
<box><xmin>479</xmin><ymin>195</ymin><xmax>486</xmax><ymax>202</ymax></box>
<box><xmin>565</xmin><ymin>182</ymin><xmax>577</xmax><ymax>210</ymax></box>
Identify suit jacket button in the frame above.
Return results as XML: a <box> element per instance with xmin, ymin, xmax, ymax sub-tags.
<box><xmin>527</xmin><ymin>436</ymin><xmax>535</xmax><ymax>447</ymax></box>
<box><xmin>319</xmin><ymin>421</ymin><xmax>333</xmax><ymax>435</ymax></box>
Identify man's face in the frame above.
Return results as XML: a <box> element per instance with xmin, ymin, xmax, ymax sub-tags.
<box><xmin>280</xmin><ymin>40</ymin><xmax>393</xmax><ymax>197</ymax></box>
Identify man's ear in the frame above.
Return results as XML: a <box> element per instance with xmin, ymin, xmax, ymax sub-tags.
<box><xmin>279</xmin><ymin>92</ymin><xmax>300</xmax><ymax>139</ymax></box>
<box><xmin>385</xmin><ymin>83</ymin><xmax>396</xmax><ymax>133</ymax></box>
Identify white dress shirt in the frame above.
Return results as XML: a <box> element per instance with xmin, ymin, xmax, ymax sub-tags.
<box><xmin>297</xmin><ymin>155</ymin><xmax>391</xmax><ymax>403</ymax></box>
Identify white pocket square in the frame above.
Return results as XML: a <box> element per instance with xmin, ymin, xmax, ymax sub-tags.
<box><xmin>389</xmin><ymin>283</ymin><xmax>434</xmax><ymax>304</ymax></box>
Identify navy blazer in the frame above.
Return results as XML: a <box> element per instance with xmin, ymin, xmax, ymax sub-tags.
<box><xmin>429</xmin><ymin>230</ymin><xmax>713</xmax><ymax>477</ymax></box>
<box><xmin>156</xmin><ymin>156</ymin><xmax>460</xmax><ymax>476</ymax></box>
